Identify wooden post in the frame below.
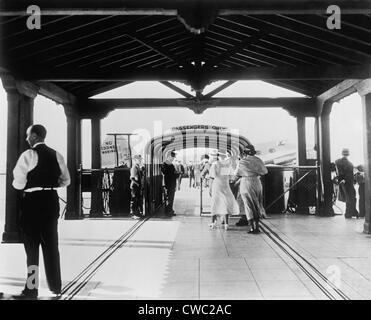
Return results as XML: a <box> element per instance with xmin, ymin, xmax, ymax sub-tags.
<box><xmin>90</xmin><ymin>116</ymin><xmax>103</xmax><ymax>217</ymax></box>
<box><xmin>294</xmin><ymin>115</ymin><xmax>310</xmax><ymax>214</ymax></box>
<box><xmin>64</xmin><ymin>103</ymin><xmax>82</xmax><ymax>220</ymax></box>
<box><xmin>296</xmin><ymin>116</ymin><xmax>307</xmax><ymax>166</ymax></box>
<box><xmin>1</xmin><ymin>76</ymin><xmax>36</xmax><ymax>242</ymax></box>
<box><xmin>360</xmin><ymin>92</ymin><xmax>371</xmax><ymax>233</ymax></box>
<box><xmin>317</xmin><ymin>101</ymin><xmax>334</xmax><ymax>216</ymax></box>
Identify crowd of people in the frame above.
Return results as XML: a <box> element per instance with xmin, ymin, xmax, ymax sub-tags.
<box><xmin>159</xmin><ymin>146</ymin><xmax>268</xmax><ymax>234</ymax></box>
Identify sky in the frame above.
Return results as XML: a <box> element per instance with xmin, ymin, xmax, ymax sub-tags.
<box><xmin>0</xmin><ymin>80</ymin><xmax>365</xmax><ymax>172</ymax></box>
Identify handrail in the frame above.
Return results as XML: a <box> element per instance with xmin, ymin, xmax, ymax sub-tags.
<box><xmin>266</xmin><ymin>165</ymin><xmax>318</xmax><ymax>170</ymax></box>
<box><xmin>79</xmin><ymin>168</ymin><xmax>130</xmax><ymax>173</ymax></box>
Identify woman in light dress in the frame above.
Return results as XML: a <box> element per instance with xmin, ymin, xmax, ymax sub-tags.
<box><xmin>235</xmin><ymin>145</ymin><xmax>268</xmax><ymax>234</ymax></box>
<box><xmin>208</xmin><ymin>152</ymin><xmax>239</xmax><ymax>230</ymax></box>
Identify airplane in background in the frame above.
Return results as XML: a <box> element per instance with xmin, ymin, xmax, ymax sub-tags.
<box><xmin>255</xmin><ymin>140</ymin><xmax>316</xmax><ymax>166</ymax></box>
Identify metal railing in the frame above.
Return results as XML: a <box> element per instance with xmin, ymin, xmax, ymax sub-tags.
<box><xmin>78</xmin><ymin>167</ymin><xmax>132</xmax><ymax>216</ymax></box>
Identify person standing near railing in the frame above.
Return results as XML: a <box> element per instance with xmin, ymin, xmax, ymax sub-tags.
<box><xmin>234</xmin><ymin>145</ymin><xmax>268</xmax><ymax>234</ymax></box>
<box><xmin>354</xmin><ymin>164</ymin><xmax>365</xmax><ymax>218</ymax></box>
<box><xmin>129</xmin><ymin>155</ymin><xmax>143</xmax><ymax>219</ymax></box>
<box><xmin>160</xmin><ymin>151</ymin><xmax>177</xmax><ymax>216</ymax></box>
<box><xmin>187</xmin><ymin>161</ymin><xmax>195</xmax><ymax>188</ymax></box>
<box><xmin>201</xmin><ymin>155</ymin><xmax>211</xmax><ymax>188</ymax></box>
<box><xmin>335</xmin><ymin>148</ymin><xmax>359</xmax><ymax>219</ymax></box>
<box><xmin>12</xmin><ymin>124</ymin><xmax>70</xmax><ymax>300</ymax></box>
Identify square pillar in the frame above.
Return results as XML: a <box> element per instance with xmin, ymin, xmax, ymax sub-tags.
<box><xmin>296</xmin><ymin>116</ymin><xmax>307</xmax><ymax>166</ymax></box>
<box><xmin>90</xmin><ymin>117</ymin><xmax>103</xmax><ymax>217</ymax></box>
<box><xmin>1</xmin><ymin>77</ymin><xmax>35</xmax><ymax>242</ymax></box>
<box><xmin>317</xmin><ymin>101</ymin><xmax>335</xmax><ymax>216</ymax></box>
<box><xmin>294</xmin><ymin>115</ymin><xmax>311</xmax><ymax>214</ymax></box>
<box><xmin>361</xmin><ymin>93</ymin><xmax>371</xmax><ymax>233</ymax></box>
<box><xmin>64</xmin><ymin>104</ymin><xmax>82</xmax><ymax>220</ymax></box>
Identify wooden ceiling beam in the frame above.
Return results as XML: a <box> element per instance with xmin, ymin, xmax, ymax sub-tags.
<box><xmin>221</xmin><ymin>16</ymin><xmax>362</xmax><ymax>65</ymax></box>
<box><xmin>204</xmin><ymin>30</ymin><xmax>266</xmax><ymax>68</ymax></box>
<box><xmin>244</xmin><ymin>15</ymin><xmax>371</xmax><ymax>63</ymax></box>
<box><xmin>159</xmin><ymin>81</ymin><xmax>194</xmax><ymax>98</ymax></box>
<box><xmin>74</xmin><ymin>81</ymin><xmax>133</xmax><ymax>98</ymax></box>
<box><xmin>8</xmin><ymin>64</ymin><xmax>370</xmax><ymax>81</ymax></box>
<box><xmin>82</xmin><ymin>97</ymin><xmax>317</xmax><ymax>117</ymax></box>
<box><xmin>204</xmin><ymin>81</ymin><xmax>236</xmax><ymax>98</ymax></box>
<box><xmin>127</xmin><ymin>31</ymin><xmax>191</xmax><ymax>68</ymax></box>
<box><xmin>2</xmin><ymin>0</ymin><xmax>371</xmax><ymax>15</ymax></box>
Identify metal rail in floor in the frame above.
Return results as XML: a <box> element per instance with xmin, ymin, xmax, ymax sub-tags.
<box><xmin>260</xmin><ymin>220</ymin><xmax>350</xmax><ymax>300</ymax></box>
<box><xmin>60</xmin><ymin>218</ymin><xmax>149</xmax><ymax>300</ymax></box>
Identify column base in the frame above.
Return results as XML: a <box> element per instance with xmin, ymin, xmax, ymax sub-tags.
<box><xmin>64</xmin><ymin>211</ymin><xmax>83</xmax><ymax>220</ymax></box>
<box><xmin>2</xmin><ymin>230</ymin><xmax>22</xmax><ymax>243</ymax></box>
<box><xmin>89</xmin><ymin>210</ymin><xmax>104</xmax><ymax>217</ymax></box>
<box><xmin>363</xmin><ymin>221</ymin><xmax>371</xmax><ymax>234</ymax></box>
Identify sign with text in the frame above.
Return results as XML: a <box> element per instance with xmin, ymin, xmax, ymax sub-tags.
<box><xmin>101</xmin><ymin>135</ymin><xmax>130</xmax><ymax>167</ymax></box>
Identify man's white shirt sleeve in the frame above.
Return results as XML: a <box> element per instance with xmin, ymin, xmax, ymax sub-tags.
<box><xmin>12</xmin><ymin>150</ymin><xmax>38</xmax><ymax>190</ymax></box>
<box><xmin>12</xmin><ymin>149</ymin><xmax>71</xmax><ymax>190</ymax></box>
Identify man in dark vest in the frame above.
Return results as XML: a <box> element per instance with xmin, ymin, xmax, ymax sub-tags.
<box><xmin>12</xmin><ymin>124</ymin><xmax>70</xmax><ymax>299</ymax></box>
<box><xmin>161</xmin><ymin>151</ymin><xmax>178</xmax><ymax>216</ymax></box>
<box><xmin>129</xmin><ymin>154</ymin><xmax>143</xmax><ymax>219</ymax></box>
<box><xmin>335</xmin><ymin>148</ymin><xmax>359</xmax><ymax>219</ymax></box>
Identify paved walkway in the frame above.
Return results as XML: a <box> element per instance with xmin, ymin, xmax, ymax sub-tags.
<box><xmin>1</xmin><ymin>179</ymin><xmax>371</xmax><ymax>300</ymax></box>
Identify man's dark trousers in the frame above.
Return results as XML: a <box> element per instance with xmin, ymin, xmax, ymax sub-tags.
<box><xmin>344</xmin><ymin>183</ymin><xmax>359</xmax><ymax>218</ymax></box>
<box><xmin>21</xmin><ymin>190</ymin><xmax>61</xmax><ymax>294</ymax></box>
<box><xmin>189</xmin><ymin>174</ymin><xmax>195</xmax><ymax>187</ymax></box>
<box><xmin>130</xmin><ymin>184</ymin><xmax>143</xmax><ymax>215</ymax></box>
<box><xmin>165</xmin><ymin>185</ymin><xmax>176</xmax><ymax>214</ymax></box>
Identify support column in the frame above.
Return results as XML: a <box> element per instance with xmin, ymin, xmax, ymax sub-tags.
<box><xmin>1</xmin><ymin>77</ymin><xmax>36</xmax><ymax>242</ymax></box>
<box><xmin>294</xmin><ymin>115</ymin><xmax>310</xmax><ymax>214</ymax></box>
<box><xmin>360</xmin><ymin>92</ymin><xmax>371</xmax><ymax>233</ymax></box>
<box><xmin>90</xmin><ymin>117</ymin><xmax>103</xmax><ymax>217</ymax></box>
<box><xmin>317</xmin><ymin>101</ymin><xmax>335</xmax><ymax>216</ymax></box>
<box><xmin>64</xmin><ymin>104</ymin><xmax>82</xmax><ymax>220</ymax></box>
<box><xmin>296</xmin><ymin>116</ymin><xmax>307</xmax><ymax>166</ymax></box>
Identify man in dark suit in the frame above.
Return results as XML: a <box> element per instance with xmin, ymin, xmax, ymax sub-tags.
<box><xmin>335</xmin><ymin>148</ymin><xmax>358</xmax><ymax>219</ymax></box>
<box><xmin>187</xmin><ymin>161</ymin><xmax>195</xmax><ymax>188</ymax></box>
<box><xmin>161</xmin><ymin>151</ymin><xmax>178</xmax><ymax>216</ymax></box>
<box><xmin>129</xmin><ymin>154</ymin><xmax>143</xmax><ymax>219</ymax></box>
<box><xmin>12</xmin><ymin>124</ymin><xmax>70</xmax><ymax>299</ymax></box>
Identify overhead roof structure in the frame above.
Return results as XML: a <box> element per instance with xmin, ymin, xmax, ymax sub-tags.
<box><xmin>2</xmin><ymin>1</ymin><xmax>371</xmax><ymax>236</ymax></box>
<box><xmin>1</xmin><ymin>0</ymin><xmax>371</xmax><ymax>100</ymax></box>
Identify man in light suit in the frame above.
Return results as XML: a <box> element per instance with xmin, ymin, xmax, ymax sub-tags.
<box><xmin>12</xmin><ymin>124</ymin><xmax>70</xmax><ymax>299</ymax></box>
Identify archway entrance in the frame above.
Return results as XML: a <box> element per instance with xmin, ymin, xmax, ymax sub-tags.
<box><xmin>143</xmin><ymin>125</ymin><xmax>251</xmax><ymax>215</ymax></box>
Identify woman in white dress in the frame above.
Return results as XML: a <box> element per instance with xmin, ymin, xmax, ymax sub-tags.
<box><xmin>209</xmin><ymin>152</ymin><xmax>239</xmax><ymax>230</ymax></box>
<box><xmin>194</xmin><ymin>162</ymin><xmax>201</xmax><ymax>188</ymax></box>
<box><xmin>235</xmin><ymin>145</ymin><xmax>268</xmax><ymax>234</ymax></box>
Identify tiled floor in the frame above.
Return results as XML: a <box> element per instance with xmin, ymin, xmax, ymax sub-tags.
<box><xmin>1</xmin><ymin>179</ymin><xmax>371</xmax><ymax>300</ymax></box>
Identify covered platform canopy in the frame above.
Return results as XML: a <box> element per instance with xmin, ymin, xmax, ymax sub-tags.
<box><xmin>1</xmin><ymin>0</ymin><xmax>371</xmax><ymax>242</ymax></box>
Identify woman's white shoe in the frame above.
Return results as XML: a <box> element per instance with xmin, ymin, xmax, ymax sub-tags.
<box><xmin>209</xmin><ymin>223</ymin><xmax>216</xmax><ymax>230</ymax></box>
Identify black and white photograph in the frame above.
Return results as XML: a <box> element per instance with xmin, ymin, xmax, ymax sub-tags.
<box><xmin>0</xmin><ymin>0</ymin><xmax>371</xmax><ymax>310</ymax></box>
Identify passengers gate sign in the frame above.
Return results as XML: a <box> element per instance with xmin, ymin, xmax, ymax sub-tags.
<box><xmin>171</xmin><ymin>125</ymin><xmax>227</xmax><ymax>131</ymax></box>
